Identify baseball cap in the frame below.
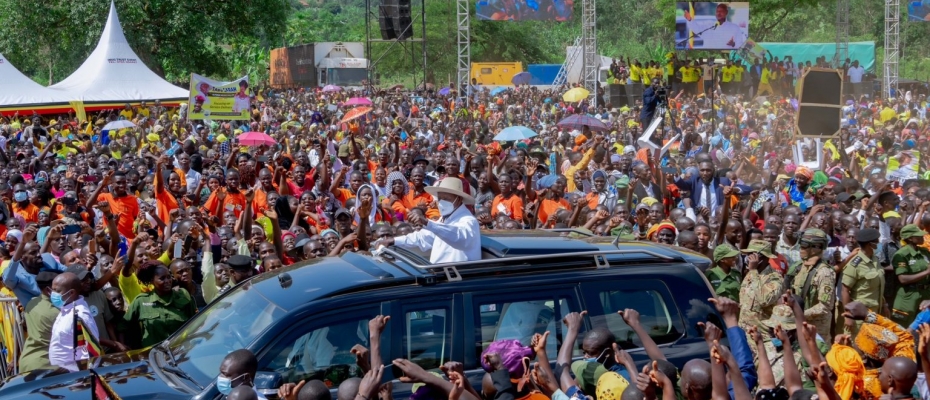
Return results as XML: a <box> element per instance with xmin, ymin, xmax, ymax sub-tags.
<box><xmin>65</xmin><ymin>265</ymin><xmax>91</xmax><ymax>281</ymax></box>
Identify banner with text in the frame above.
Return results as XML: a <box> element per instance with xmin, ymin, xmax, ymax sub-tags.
<box><xmin>188</xmin><ymin>74</ymin><xmax>251</xmax><ymax>120</ymax></box>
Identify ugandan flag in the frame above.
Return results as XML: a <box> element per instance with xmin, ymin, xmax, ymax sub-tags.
<box><xmin>91</xmin><ymin>370</ymin><xmax>121</xmax><ymax>400</ymax></box>
<box><xmin>74</xmin><ymin>316</ymin><xmax>104</xmax><ymax>358</ymax></box>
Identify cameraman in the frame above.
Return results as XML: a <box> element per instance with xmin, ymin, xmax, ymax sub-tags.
<box><xmin>640</xmin><ymin>78</ymin><xmax>661</xmax><ymax>127</ymax></box>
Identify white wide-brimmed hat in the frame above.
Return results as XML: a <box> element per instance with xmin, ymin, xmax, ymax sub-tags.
<box><xmin>425</xmin><ymin>178</ymin><xmax>475</xmax><ymax>205</ymax></box>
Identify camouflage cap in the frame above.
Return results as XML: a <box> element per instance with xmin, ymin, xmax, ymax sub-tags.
<box><xmin>741</xmin><ymin>239</ymin><xmax>775</xmax><ymax>258</ymax></box>
<box><xmin>761</xmin><ymin>304</ymin><xmax>796</xmax><ymax>330</ymax></box>
<box><xmin>713</xmin><ymin>243</ymin><xmax>740</xmax><ymax>262</ymax></box>
<box><xmin>799</xmin><ymin>228</ymin><xmax>829</xmax><ymax>247</ymax></box>
<box><xmin>900</xmin><ymin>224</ymin><xmax>928</xmax><ymax>240</ymax></box>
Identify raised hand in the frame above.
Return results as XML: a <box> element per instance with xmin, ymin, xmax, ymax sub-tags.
<box><xmin>531</xmin><ymin>331</ymin><xmax>550</xmax><ymax>355</ymax></box>
<box><xmin>562</xmin><ymin>311</ymin><xmax>587</xmax><ymax>331</ymax></box>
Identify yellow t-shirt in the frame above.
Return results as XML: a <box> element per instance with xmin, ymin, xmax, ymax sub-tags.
<box><xmin>734</xmin><ymin>66</ymin><xmax>744</xmax><ymax>82</ymax></box>
<box><xmin>629</xmin><ymin>65</ymin><xmax>641</xmax><ymax>82</ymax></box>
<box><xmin>650</xmin><ymin>67</ymin><xmax>662</xmax><ymax>79</ymax></box>
<box><xmin>678</xmin><ymin>67</ymin><xmax>691</xmax><ymax>83</ymax></box>
<box><xmin>138</xmin><ymin>108</ymin><xmax>150</xmax><ymax>118</ymax></box>
<box><xmin>119</xmin><ymin>109</ymin><xmax>134</xmax><ymax>120</ymax></box>
<box><xmin>761</xmin><ymin>68</ymin><xmax>772</xmax><ymax>84</ymax></box>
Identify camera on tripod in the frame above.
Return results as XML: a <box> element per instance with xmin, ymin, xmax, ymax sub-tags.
<box><xmin>656</xmin><ymin>85</ymin><xmax>672</xmax><ymax>105</ymax></box>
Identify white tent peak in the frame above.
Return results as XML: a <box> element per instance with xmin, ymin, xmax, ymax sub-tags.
<box><xmin>48</xmin><ymin>0</ymin><xmax>187</xmax><ymax>102</ymax></box>
<box><xmin>0</xmin><ymin>53</ymin><xmax>72</xmax><ymax>107</ymax></box>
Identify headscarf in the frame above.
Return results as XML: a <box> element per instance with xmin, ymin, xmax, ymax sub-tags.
<box><xmin>320</xmin><ymin>229</ymin><xmax>341</xmax><ymax>240</ymax></box>
<box><xmin>596</xmin><ymin>371</ymin><xmax>630</xmax><ymax>400</ymax></box>
<box><xmin>826</xmin><ymin>344</ymin><xmax>865</xmax><ymax>400</ymax></box>
<box><xmin>794</xmin><ymin>166</ymin><xmax>814</xmax><ymax>180</ymax></box>
<box><xmin>386</xmin><ymin>171</ymin><xmax>409</xmax><ymax>196</ymax></box>
<box><xmin>354</xmin><ymin>184</ymin><xmax>378</xmax><ymax>226</ymax></box>
<box><xmin>480</xmin><ymin>340</ymin><xmax>534</xmax><ymax>376</ymax></box>
<box><xmin>854</xmin><ymin>323</ymin><xmax>913</xmax><ymax>361</ymax></box>
<box><xmin>5</xmin><ymin>229</ymin><xmax>23</xmax><ymax>243</ymax></box>
<box><xmin>647</xmin><ymin>220</ymin><xmax>677</xmax><ymax>241</ymax></box>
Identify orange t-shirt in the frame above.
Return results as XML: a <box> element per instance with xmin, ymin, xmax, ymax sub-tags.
<box><xmin>538</xmin><ymin>198</ymin><xmax>571</xmax><ymax>226</ymax></box>
<box><xmin>491</xmin><ymin>194</ymin><xmax>524</xmax><ymax>222</ymax></box>
<box><xmin>203</xmin><ymin>189</ymin><xmax>248</xmax><ymax>218</ymax></box>
<box><xmin>97</xmin><ymin>193</ymin><xmax>140</xmax><ymax>240</ymax></box>
<box><xmin>12</xmin><ymin>203</ymin><xmax>38</xmax><ymax>223</ymax></box>
<box><xmin>154</xmin><ymin>171</ymin><xmax>180</xmax><ymax>226</ymax></box>
<box><xmin>333</xmin><ymin>188</ymin><xmax>355</xmax><ymax>207</ymax></box>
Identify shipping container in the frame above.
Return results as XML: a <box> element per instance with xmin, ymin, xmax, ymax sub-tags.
<box><xmin>470</xmin><ymin>62</ymin><xmax>523</xmax><ymax>86</ymax></box>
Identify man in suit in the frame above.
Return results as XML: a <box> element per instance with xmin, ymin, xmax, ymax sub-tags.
<box><xmin>750</xmin><ymin>60</ymin><xmax>763</xmax><ymax>98</ymax></box>
<box><xmin>674</xmin><ymin>160</ymin><xmax>751</xmax><ymax>218</ymax></box>
<box><xmin>631</xmin><ymin>162</ymin><xmax>664</xmax><ymax>203</ymax></box>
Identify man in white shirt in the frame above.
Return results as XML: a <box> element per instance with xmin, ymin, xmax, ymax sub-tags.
<box><xmin>49</xmin><ymin>272</ymin><xmax>99</xmax><ymax>372</ymax></box>
<box><xmin>847</xmin><ymin>60</ymin><xmax>866</xmax><ymax>83</ymax></box>
<box><xmin>688</xmin><ymin>3</ymin><xmax>745</xmax><ymax>49</ymax></box>
<box><xmin>377</xmin><ymin>178</ymin><xmax>481</xmax><ymax>263</ymax></box>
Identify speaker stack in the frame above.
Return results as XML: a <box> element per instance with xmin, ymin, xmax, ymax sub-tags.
<box><xmin>379</xmin><ymin>0</ymin><xmax>412</xmax><ymax>40</ymax></box>
<box><xmin>795</xmin><ymin>68</ymin><xmax>843</xmax><ymax>138</ymax></box>
<box><xmin>607</xmin><ymin>83</ymin><xmax>644</xmax><ymax>108</ymax></box>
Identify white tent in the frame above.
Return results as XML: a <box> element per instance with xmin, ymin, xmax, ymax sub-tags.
<box><xmin>0</xmin><ymin>53</ymin><xmax>72</xmax><ymax>108</ymax></box>
<box><xmin>49</xmin><ymin>1</ymin><xmax>188</xmax><ymax>104</ymax></box>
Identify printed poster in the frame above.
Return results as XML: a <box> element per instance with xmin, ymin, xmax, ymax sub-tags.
<box><xmin>188</xmin><ymin>74</ymin><xmax>251</xmax><ymax>120</ymax></box>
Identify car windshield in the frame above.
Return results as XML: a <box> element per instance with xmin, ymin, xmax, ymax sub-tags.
<box><xmin>166</xmin><ymin>283</ymin><xmax>287</xmax><ymax>384</ymax></box>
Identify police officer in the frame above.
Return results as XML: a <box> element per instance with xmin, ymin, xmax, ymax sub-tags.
<box><xmin>707</xmin><ymin>243</ymin><xmax>741</xmax><ymax>301</ymax></box>
<box><xmin>788</xmin><ymin>228</ymin><xmax>836</xmax><ymax>343</ymax></box>
<box><xmin>840</xmin><ymin>228</ymin><xmax>885</xmax><ymax>334</ymax></box>
<box><xmin>738</xmin><ymin>240</ymin><xmax>784</xmax><ymax>334</ymax></box>
<box><xmin>891</xmin><ymin>224</ymin><xmax>930</xmax><ymax>326</ymax></box>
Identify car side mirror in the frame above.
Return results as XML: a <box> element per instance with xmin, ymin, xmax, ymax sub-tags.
<box><xmin>254</xmin><ymin>370</ymin><xmax>284</xmax><ymax>397</ymax></box>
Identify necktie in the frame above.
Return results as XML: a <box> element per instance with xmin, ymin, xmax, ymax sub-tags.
<box><xmin>705</xmin><ymin>183</ymin><xmax>713</xmax><ymax>212</ymax></box>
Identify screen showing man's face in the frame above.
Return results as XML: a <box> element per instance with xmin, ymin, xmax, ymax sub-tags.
<box><xmin>716</xmin><ymin>5</ymin><xmax>728</xmax><ymax>22</ymax></box>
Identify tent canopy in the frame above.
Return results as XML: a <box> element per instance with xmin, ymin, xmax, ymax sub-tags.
<box><xmin>0</xmin><ymin>53</ymin><xmax>72</xmax><ymax>108</ymax></box>
<box><xmin>48</xmin><ymin>1</ymin><xmax>188</xmax><ymax>105</ymax></box>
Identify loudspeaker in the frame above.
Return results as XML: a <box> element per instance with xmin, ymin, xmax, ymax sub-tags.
<box><xmin>379</xmin><ymin>0</ymin><xmax>399</xmax><ymax>40</ymax></box>
<box><xmin>607</xmin><ymin>84</ymin><xmax>643</xmax><ymax>108</ymax></box>
<box><xmin>395</xmin><ymin>0</ymin><xmax>413</xmax><ymax>40</ymax></box>
<box><xmin>796</xmin><ymin>68</ymin><xmax>843</xmax><ymax>138</ymax></box>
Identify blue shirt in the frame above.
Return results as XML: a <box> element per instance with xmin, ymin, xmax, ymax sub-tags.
<box><xmin>2</xmin><ymin>254</ymin><xmax>68</xmax><ymax>305</ymax></box>
<box><xmin>726</xmin><ymin>326</ymin><xmax>758</xmax><ymax>400</ymax></box>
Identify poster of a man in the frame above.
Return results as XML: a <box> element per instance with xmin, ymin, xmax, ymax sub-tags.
<box><xmin>675</xmin><ymin>2</ymin><xmax>749</xmax><ymax>50</ymax></box>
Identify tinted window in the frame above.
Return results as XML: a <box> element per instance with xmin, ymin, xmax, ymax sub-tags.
<box><xmin>404</xmin><ymin>306</ymin><xmax>451</xmax><ymax>370</ymax></box>
<box><xmin>262</xmin><ymin>311</ymin><xmax>377</xmax><ymax>386</ymax></box>
<box><xmin>476</xmin><ymin>297</ymin><xmax>573</xmax><ymax>360</ymax></box>
<box><xmin>587</xmin><ymin>281</ymin><xmax>684</xmax><ymax>349</ymax></box>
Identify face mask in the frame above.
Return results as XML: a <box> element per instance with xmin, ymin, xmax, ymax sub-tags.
<box><xmin>438</xmin><ymin>200</ymin><xmax>457</xmax><ymax>217</ymax></box>
<box><xmin>771</xmin><ymin>338</ymin><xmax>783</xmax><ymax>348</ymax></box>
<box><xmin>216</xmin><ymin>376</ymin><xmax>233</xmax><ymax>395</ymax></box>
<box><xmin>584</xmin><ymin>347</ymin><xmax>610</xmax><ymax>364</ymax></box>
<box><xmin>50</xmin><ymin>290</ymin><xmax>71</xmax><ymax>309</ymax></box>
<box><xmin>14</xmin><ymin>191</ymin><xmax>27</xmax><ymax>202</ymax></box>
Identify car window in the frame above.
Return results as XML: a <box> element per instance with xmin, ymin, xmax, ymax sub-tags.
<box><xmin>474</xmin><ymin>294</ymin><xmax>578</xmax><ymax>362</ymax></box>
<box><xmin>589</xmin><ymin>282</ymin><xmax>684</xmax><ymax>349</ymax></box>
<box><xmin>403</xmin><ymin>306</ymin><xmax>451</xmax><ymax>370</ymax></box>
<box><xmin>261</xmin><ymin>310</ymin><xmax>378</xmax><ymax>387</ymax></box>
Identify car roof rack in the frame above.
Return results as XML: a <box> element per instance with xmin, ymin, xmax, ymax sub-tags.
<box><xmin>373</xmin><ymin>246</ymin><xmax>680</xmax><ymax>283</ymax></box>
<box><xmin>541</xmin><ymin>228</ymin><xmax>595</xmax><ymax>237</ymax></box>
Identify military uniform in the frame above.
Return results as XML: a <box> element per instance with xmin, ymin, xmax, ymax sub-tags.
<box><xmin>739</xmin><ymin>267</ymin><xmax>783</xmax><ymax>333</ymax></box>
<box><xmin>842</xmin><ymin>250</ymin><xmax>885</xmax><ymax>311</ymax></box>
<box><xmin>788</xmin><ymin>229</ymin><xmax>836</xmax><ymax>343</ymax></box>
<box><xmin>706</xmin><ymin>266</ymin><xmax>741</xmax><ymax>301</ymax></box>
<box><xmin>892</xmin><ymin>244</ymin><xmax>930</xmax><ymax>326</ymax></box>
<box><xmin>124</xmin><ymin>287</ymin><xmax>197</xmax><ymax>348</ymax></box>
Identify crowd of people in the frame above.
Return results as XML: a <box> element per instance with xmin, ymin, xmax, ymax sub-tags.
<box><xmin>0</xmin><ymin>51</ymin><xmax>929</xmax><ymax>400</ymax></box>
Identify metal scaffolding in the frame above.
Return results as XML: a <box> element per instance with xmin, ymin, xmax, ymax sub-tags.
<box><xmin>833</xmin><ymin>0</ymin><xmax>849</xmax><ymax>66</ymax></box>
<box><xmin>364</xmin><ymin>0</ymin><xmax>428</xmax><ymax>92</ymax></box>
<box><xmin>581</xmin><ymin>0</ymin><xmax>598</xmax><ymax>106</ymax></box>
<box><xmin>884</xmin><ymin>0</ymin><xmax>899</xmax><ymax>98</ymax></box>
<box><xmin>553</xmin><ymin>37</ymin><xmax>582</xmax><ymax>87</ymax></box>
<box><xmin>456</xmin><ymin>0</ymin><xmax>471</xmax><ymax>105</ymax></box>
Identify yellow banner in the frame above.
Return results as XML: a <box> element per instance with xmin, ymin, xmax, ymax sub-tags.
<box><xmin>188</xmin><ymin>74</ymin><xmax>250</xmax><ymax>120</ymax></box>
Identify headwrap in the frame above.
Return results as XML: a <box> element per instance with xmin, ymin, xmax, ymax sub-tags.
<box><xmin>826</xmin><ymin>345</ymin><xmax>865</xmax><ymax>400</ymax></box>
<box><xmin>647</xmin><ymin>220</ymin><xmax>677</xmax><ymax>241</ymax></box>
<box><xmin>6</xmin><ymin>229</ymin><xmax>23</xmax><ymax>243</ymax></box>
<box><xmin>854</xmin><ymin>322</ymin><xmax>913</xmax><ymax>361</ymax></box>
<box><xmin>609</xmin><ymin>154</ymin><xmax>622</xmax><ymax>164</ymax></box>
<box><xmin>354</xmin><ymin>184</ymin><xmax>378</xmax><ymax>226</ymax></box>
<box><xmin>386</xmin><ymin>171</ymin><xmax>409</xmax><ymax>196</ymax></box>
<box><xmin>794</xmin><ymin>166</ymin><xmax>814</xmax><ymax>180</ymax></box>
<box><xmin>596</xmin><ymin>371</ymin><xmax>630</xmax><ymax>400</ymax></box>
<box><xmin>480</xmin><ymin>340</ymin><xmax>534</xmax><ymax>376</ymax></box>
<box><xmin>592</xmin><ymin>170</ymin><xmax>607</xmax><ymax>181</ymax></box>
<box><xmin>320</xmin><ymin>229</ymin><xmax>341</xmax><ymax>240</ymax></box>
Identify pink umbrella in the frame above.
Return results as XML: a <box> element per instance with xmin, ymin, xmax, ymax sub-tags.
<box><xmin>322</xmin><ymin>85</ymin><xmax>342</xmax><ymax>92</ymax></box>
<box><xmin>345</xmin><ymin>97</ymin><xmax>372</xmax><ymax>106</ymax></box>
<box><xmin>238</xmin><ymin>131</ymin><xmax>277</xmax><ymax>147</ymax></box>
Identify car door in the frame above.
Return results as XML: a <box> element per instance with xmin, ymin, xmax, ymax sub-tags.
<box><xmin>254</xmin><ymin>303</ymin><xmax>386</xmax><ymax>393</ymax></box>
<box><xmin>461</xmin><ymin>285</ymin><xmax>584</xmax><ymax>393</ymax></box>
<box><xmin>384</xmin><ymin>295</ymin><xmax>459</xmax><ymax>399</ymax></box>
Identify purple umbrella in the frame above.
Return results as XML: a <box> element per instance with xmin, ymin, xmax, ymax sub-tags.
<box><xmin>438</xmin><ymin>87</ymin><xmax>451</xmax><ymax>96</ymax></box>
<box><xmin>511</xmin><ymin>72</ymin><xmax>532</xmax><ymax>85</ymax></box>
<box><xmin>556</xmin><ymin>114</ymin><xmax>610</xmax><ymax>132</ymax></box>
<box><xmin>322</xmin><ymin>84</ymin><xmax>342</xmax><ymax>92</ymax></box>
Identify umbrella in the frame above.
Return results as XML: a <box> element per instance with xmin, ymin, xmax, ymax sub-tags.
<box><xmin>102</xmin><ymin>120</ymin><xmax>136</xmax><ymax>131</ymax></box>
<box><xmin>490</xmin><ymin>87</ymin><xmax>508</xmax><ymax>96</ymax></box>
<box><xmin>340</xmin><ymin>107</ymin><xmax>373</xmax><ymax>124</ymax></box>
<box><xmin>322</xmin><ymin>85</ymin><xmax>342</xmax><ymax>92</ymax></box>
<box><xmin>345</xmin><ymin>97</ymin><xmax>372</xmax><ymax>106</ymax></box>
<box><xmin>438</xmin><ymin>87</ymin><xmax>452</xmax><ymax>96</ymax></box>
<box><xmin>562</xmin><ymin>87</ymin><xmax>590</xmax><ymax>102</ymax></box>
<box><xmin>238</xmin><ymin>131</ymin><xmax>277</xmax><ymax>147</ymax></box>
<box><xmin>493</xmin><ymin>126</ymin><xmax>537</xmax><ymax>141</ymax></box>
<box><xmin>557</xmin><ymin>114</ymin><xmax>610</xmax><ymax>132</ymax></box>
<box><xmin>511</xmin><ymin>72</ymin><xmax>532</xmax><ymax>85</ymax></box>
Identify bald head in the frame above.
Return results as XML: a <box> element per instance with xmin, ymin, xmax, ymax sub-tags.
<box><xmin>881</xmin><ymin>357</ymin><xmax>918</xmax><ymax>394</ymax></box>
<box><xmin>680</xmin><ymin>359</ymin><xmax>712</xmax><ymax>400</ymax></box>
<box><xmin>337</xmin><ymin>377</ymin><xmax>361</xmax><ymax>400</ymax></box>
<box><xmin>299</xmin><ymin>380</ymin><xmax>333</xmax><ymax>400</ymax></box>
<box><xmin>581</xmin><ymin>327</ymin><xmax>616</xmax><ymax>356</ymax></box>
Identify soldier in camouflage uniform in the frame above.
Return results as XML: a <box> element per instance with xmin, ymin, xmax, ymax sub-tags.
<box><xmin>760</xmin><ymin>304</ymin><xmax>830</xmax><ymax>390</ymax></box>
<box><xmin>788</xmin><ymin>228</ymin><xmax>836</xmax><ymax>343</ymax></box>
<box><xmin>739</xmin><ymin>239</ymin><xmax>784</xmax><ymax>333</ymax></box>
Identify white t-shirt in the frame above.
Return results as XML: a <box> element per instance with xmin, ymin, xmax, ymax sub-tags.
<box><xmin>847</xmin><ymin>66</ymin><xmax>865</xmax><ymax>83</ymax></box>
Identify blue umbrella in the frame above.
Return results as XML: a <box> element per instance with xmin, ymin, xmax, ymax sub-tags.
<box><xmin>438</xmin><ymin>87</ymin><xmax>451</xmax><ymax>96</ymax></box>
<box><xmin>511</xmin><ymin>72</ymin><xmax>532</xmax><ymax>85</ymax></box>
<box><xmin>493</xmin><ymin>126</ymin><xmax>538</xmax><ymax>141</ymax></box>
<box><xmin>490</xmin><ymin>87</ymin><xmax>508</xmax><ymax>96</ymax></box>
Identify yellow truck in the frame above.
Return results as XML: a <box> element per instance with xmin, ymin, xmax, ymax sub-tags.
<box><xmin>470</xmin><ymin>62</ymin><xmax>523</xmax><ymax>86</ymax></box>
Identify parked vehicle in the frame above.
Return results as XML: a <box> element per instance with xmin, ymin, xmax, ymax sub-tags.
<box><xmin>0</xmin><ymin>232</ymin><xmax>718</xmax><ymax>400</ymax></box>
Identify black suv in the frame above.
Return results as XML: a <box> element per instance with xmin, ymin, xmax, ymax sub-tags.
<box><xmin>0</xmin><ymin>231</ymin><xmax>718</xmax><ymax>399</ymax></box>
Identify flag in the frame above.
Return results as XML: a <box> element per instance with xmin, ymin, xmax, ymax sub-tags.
<box><xmin>91</xmin><ymin>370</ymin><xmax>121</xmax><ymax>400</ymax></box>
<box><xmin>688</xmin><ymin>2</ymin><xmax>696</xmax><ymax>49</ymax></box>
<box><xmin>74</xmin><ymin>316</ymin><xmax>104</xmax><ymax>359</ymax></box>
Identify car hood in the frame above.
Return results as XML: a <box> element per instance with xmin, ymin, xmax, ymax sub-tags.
<box><xmin>0</xmin><ymin>350</ymin><xmax>191</xmax><ymax>400</ymax></box>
